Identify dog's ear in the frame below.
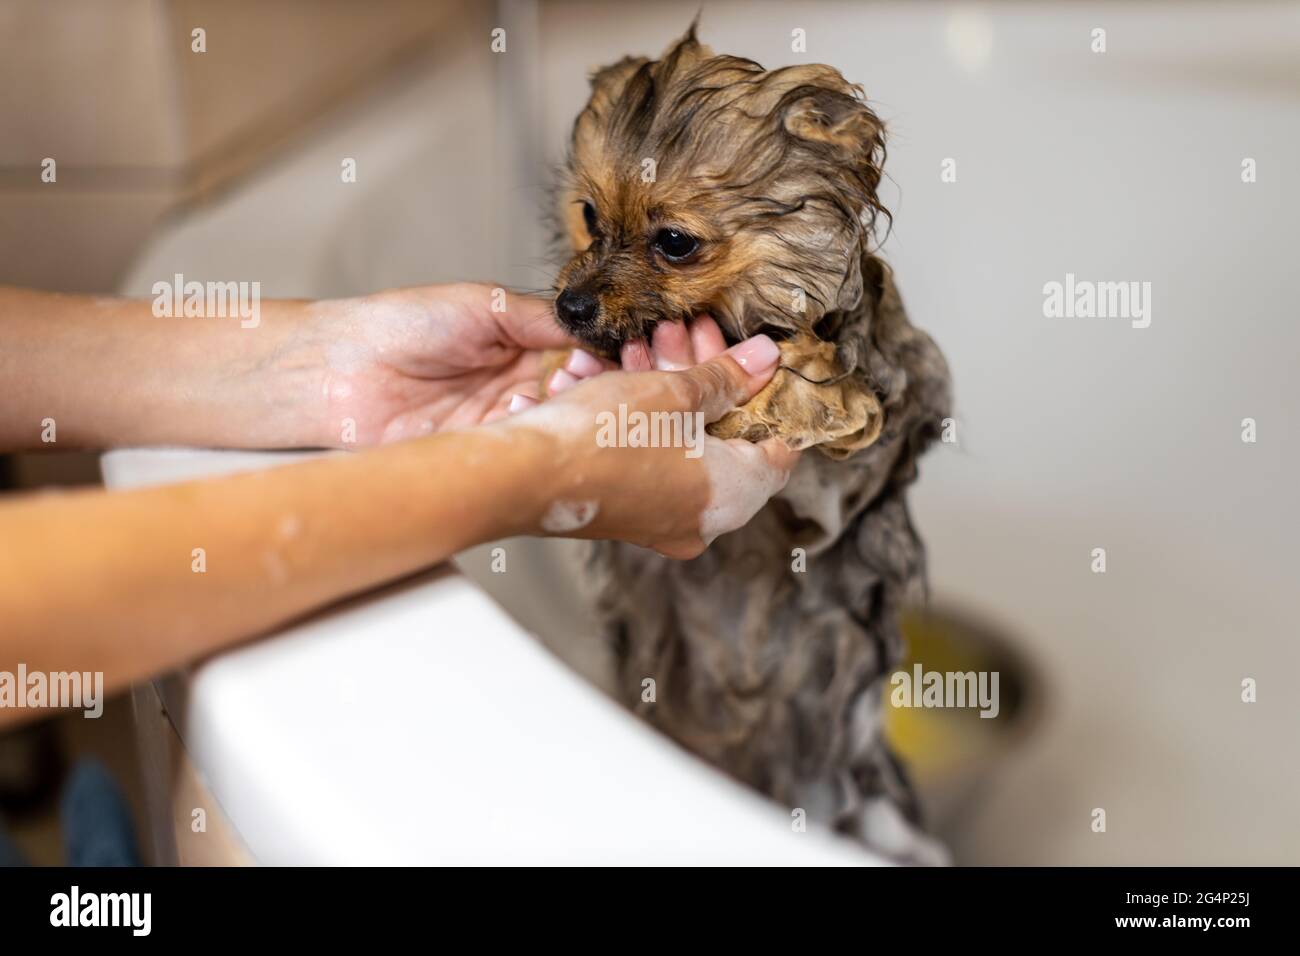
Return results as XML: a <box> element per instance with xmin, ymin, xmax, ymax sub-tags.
<box><xmin>655</xmin><ymin>21</ymin><xmax>714</xmax><ymax>77</ymax></box>
<box><xmin>586</xmin><ymin>21</ymin><xmax>711</xmax><ymax>109</ymax></box>
<box><xmin>781</xmin><ymin>84</ymin><xmax>888</xmax><ymax>233</ymax></box>
<box><xmin>586</xmin><ymin>55</ymin><xmax>650</xmax><ymax>111</ymax></box>
<box><xmin>575</xmin><ymin>55</ymin><xmax>652</xmax><ymax>158</ymax></box>
<box><xmin>782</xmin><ymin>88</ymin><xmax>884</xmax><ymax>168</ymax></box>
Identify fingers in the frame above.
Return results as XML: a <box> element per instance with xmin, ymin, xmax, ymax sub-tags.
<box><xmin>564</xmin><ymin>348</ymin><xmax>607</xmax><ymax>378</ymax></box>
<box><xmin>676</xmin><ymin>334</ymin><xmax>781</xmax><ymax>421</ymax></box>
<box><xmin>460</xmin><ymin>285</ymin><xmax>578</xmax><ymax>351</ymax></box>
<box><xmin>620</xmin><ymin>339</ymin><xmax>653</xmax><ymax>372</ymax></box>
<box><xmin>657</xmin><ymin>437</ymin><xmax>800</xmax><ymax>558</ymax></box>
<box><xmin>624</xmin><ymin>314</ymin><xmax>725</xmax><ymax>372</ymax></box>
<box><xmin>546</xmin><ymin>347</ymin><xmax>611</xmax><ymax>397</ymax></box>
<box><xmin>687</xmin><ymin>314</ymin><xmax>728</xmax><ymax>361</ymax></box>
<box><xmin>723</xmin><ymin>333</ymin><xmax>783</xmax><ymax>376</ymax></box>
<box><xmin>481</xmin><ymin>390</ymin><xmax>538</xmax><ymax>424</ymax></box>
<box><xmin>650</xmin><ymin>320</ymin><xmax>693</xmax><ymax>370</ymax></box>
<box><xmin>515</xmin><ymin>346</ymin><xmax>613</xmax><ymax>413</ymax></box>
<box><xmin>755</xmin><ymin>436</ymin><xmax>802</xmax><ymax>477</ymax></box>
<box><xmin>547</xmin><ymin>369</ymin><xmax>580</xmax><ymax>395</ymax></box>
<box><xmin>697</xmin><ymin>436</ymin><xmax>798</xmax><ymax>545</ymax></box>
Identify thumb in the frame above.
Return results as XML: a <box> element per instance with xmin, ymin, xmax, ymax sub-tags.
<box><xmin>676</xmin><ymin>334</ymin><xmax>782</xmax><ymax>421</ymax></box>
<box><xmin>755</xmin><ymin>435</ymin><xmax>802</xmax><ymax>476</ymax></box>
<box><xmin>452</xmin><ymin>283</ymin><xmax>578</xmax><ymax>351</ymax></box>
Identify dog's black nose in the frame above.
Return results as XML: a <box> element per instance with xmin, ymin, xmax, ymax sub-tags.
<box><xmin>556</xmin><ymin>288</ymin><xmax>599</xmax><ymax>327</ymax></box>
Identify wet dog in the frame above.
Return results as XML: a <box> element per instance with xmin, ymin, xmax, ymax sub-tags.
<box><xmin>551</xmin><ymin>26</ymin><xmax>951</xmax><ymax>862</ymax></box>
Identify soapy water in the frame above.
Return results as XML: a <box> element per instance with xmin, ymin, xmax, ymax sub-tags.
<box><xmin>699</xmin><ymin>438</ymin><xmax>792</xmax><ymax>544</ymax></box>
<box><xmin>540</xmin><ymin>499</ymin><xmax>599</xmax><ymax>533</ymax></box>
<box><xmin>503</xmin><ymin>397</ymin><xmax>792</xmax><ymax>543</ymax></box>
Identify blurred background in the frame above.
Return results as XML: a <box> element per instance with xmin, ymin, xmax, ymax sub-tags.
<box><xmin>2</xmin><ymin>0</ymin><xmax>1297</xmax><ymax>864</ymax></box>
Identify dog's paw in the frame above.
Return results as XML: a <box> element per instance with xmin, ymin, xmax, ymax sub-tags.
<box><xmin>708</xmin><ymin>333</ymin><xmax>883</xmax><ymax>458</ymax></box>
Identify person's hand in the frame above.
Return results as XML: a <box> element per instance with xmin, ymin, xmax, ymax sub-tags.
<box><xmin>618</xmin><ymin>313</ymin><xmax>730</xmax><ymax>372</ymax></box>
<box><xmin>501</xmin><ymin>324</ymin><xmax>802</xmax><ymax>559</ymax></box>
<box><xmin>308</xmin><ymin>283</ymin><xmax>589</xmax><ymax>446</ymax></box>
<box><xmin>515</xmin><ymin>312</ymin><xmax>731</xmax><ymax>407</ymax></box>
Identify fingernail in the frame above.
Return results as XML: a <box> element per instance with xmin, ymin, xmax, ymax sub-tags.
<box><xmin>549</xmin><ymin>368</ymin><xmax>579</xmax><ymax>394</ymax></box>
<box><xmin>725</xmin><ymin>334</ymin><xmax>780</xmax><ymax>374</ymax></box>
<box><xmin>564</xmin><ymin>348</ymin><xmax>603</xmax><ymax>378</ymax></box>
<box><xmin>620</xmin><ymin>339</ymin><xmax>652</xmax><ymax>371</ymax></box>
<box><xmin>508</xmin><ymin>393</ymin><xmax>537</xmax><ymax>413</ymax></box>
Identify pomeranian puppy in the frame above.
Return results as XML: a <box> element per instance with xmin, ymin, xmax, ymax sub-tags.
<box><xmin>551</xmin><ymin>25</ymin><xmax>951</xmax><ymax>863</ymax></box>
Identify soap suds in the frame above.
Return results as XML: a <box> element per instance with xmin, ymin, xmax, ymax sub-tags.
<box><xmin>261</xmin><ymin>550</ymin><xmax>289</xmax><ymax>586</ymax></box>
<box><xmin>501</xmin><ymin>399</ymin><xmax>587</xmax><ymax>438</ymax></box>
<box><xmin>326</xmin><ymin>339</ymin><xmax>372</xmax><ymax>375</ymax></box>
<box><xmin>540</xmin><ymin>498</ymin><xmax>599</xmax><ymax>533</ymax></box>
<box><xmin>698</xmin><ymin>440</ymin><xmax>792</xmax><ymax>544</ymax></box>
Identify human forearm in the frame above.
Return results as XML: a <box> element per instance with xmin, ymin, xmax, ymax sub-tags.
<box><xmin>0</xmin><ymin>286</ymin><xmax>328</xmax><ymax>451</ymax></box>
<box><xmin>0</xmin><ymin>425</ymin><xmax>550</xmax><ymax>724</ymax></box>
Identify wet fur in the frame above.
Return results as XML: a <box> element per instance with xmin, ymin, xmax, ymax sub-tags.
<box><xmin>553</xmin><ymin>27</ymin><xmax>951</xmax><ymax>862</ymax></box>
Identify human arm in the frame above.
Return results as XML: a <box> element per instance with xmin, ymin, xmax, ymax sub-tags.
<box><xmin>0</xmin><ymin>282</ymin><xmax>577</xmax><ymax>451</ymax></box>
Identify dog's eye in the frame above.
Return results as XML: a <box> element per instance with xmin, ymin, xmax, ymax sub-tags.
<box><xmin>582</xmin><ymin>201</ymin><xmax>600</xmax><ymax>237</ymax></box>
<box><xmin>653</xmin><ymin>228</ymin><xmax>699</xmax><ymax>262</ymax></box>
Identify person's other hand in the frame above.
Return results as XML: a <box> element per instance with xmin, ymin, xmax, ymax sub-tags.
<box><xmin>501</xmin><ymin>331</ymin><xmax>801</xmax><ymax>559</ymax></box>
<box><xmin>515</xmin><ymin>312</ymin><xmax>730</xmax><ymax>408</ymax></box>
<box><xmin>619</xmin><ymin>313</ymin><xmax>730</xmax><ymax>372</ymax></box>
<box><xmin>310</xmin><ymin>283</ymin><xmax>608</xmax><ymax>445</ymax></box>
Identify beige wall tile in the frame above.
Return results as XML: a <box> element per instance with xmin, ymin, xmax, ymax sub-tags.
<box><xmin>0</xmin><ymin>0</ymin><xmax>183</xmax><ymax>169</ymax></box>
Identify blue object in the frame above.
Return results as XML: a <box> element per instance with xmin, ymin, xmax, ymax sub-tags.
<box><xmin>0</xmin><ymin>817</ymin><xmax>28</xmax><ymax>867</ymax></box>
<box><xmin>60</xmin><ymin>758</ymin><xmax>141</xmax><ymax>867</ymax></box>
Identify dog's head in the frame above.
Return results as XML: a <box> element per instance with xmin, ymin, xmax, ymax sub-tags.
<box><xmin>553</xmin><ymin>26</ymin><xmax>888</xmax><ymax>355</ymax></box>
